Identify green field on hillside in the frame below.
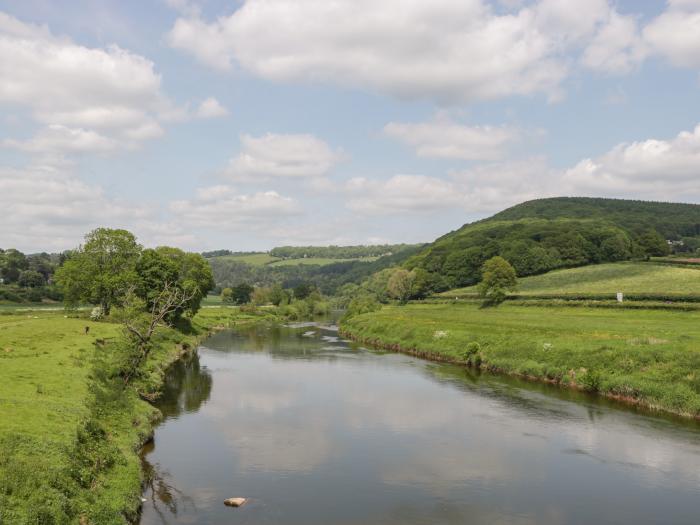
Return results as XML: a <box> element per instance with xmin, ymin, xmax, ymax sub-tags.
<box><xmin>341</xmin><ymin>303</ymin><xmax>700</xmax><ymax>418</ymax></box>
<box><xmin>268</xmin><ymin>256</ymin><xmax>379</xmax><ymax>267</ymax></box>
<box><xmin>212</xmin><ymin>253</ymin><xmax>281</xmax><ymax>266</ymax></box>
<box><xmin>441</xmin><ymin>262</ymin><xmax>700</xmax><ymax>297</ymax></box>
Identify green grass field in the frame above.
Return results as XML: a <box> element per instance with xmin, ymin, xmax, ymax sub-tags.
<box><xmin>0</xmin><ymin>307</ymin><xmax>264</xmax><ymax>524</ymax></box>
<box><xmin>210</xmin><ymin>253</ymin><xmax>378</xmax><ymax>267</ymax></box>
<box><xmin>268</xmin><ymin>256</ymin><xmax>378</xmax><ymax>267</ymax></box>
<box><xmin>212</xmin><ymin>253</ymin><xmax>281</xmax><ymax>265</ymax></box>
<box><xmin>441</xmin><ymin>262</ymin><xmax>700</xmax><ymax>297</ymax></box>
<box><xmin>341</xmin><ymin>303</ymin><xmax>700</xmax><ymax>418</ymax></box>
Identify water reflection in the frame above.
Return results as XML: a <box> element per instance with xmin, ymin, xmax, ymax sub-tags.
<box><xmin>157</xmin><ymin>352</ymin><xmax>213</xmax><ymax>419</ymax></box>
<box><xmin>140</xmin><ymin>323</ymin><xmax>700</xmax><ymax>525</ymax></box>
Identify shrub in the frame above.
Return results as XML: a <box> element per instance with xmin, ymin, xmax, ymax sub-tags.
<box><xmin>579</xmin><ymin>369</ymin><xmax>602</xmax><ymax>392</ymax></box>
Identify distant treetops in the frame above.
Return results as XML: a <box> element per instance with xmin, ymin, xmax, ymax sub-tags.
<box><xmin>55</xmin><ymin>228</ymin><xmax>214</xmax><ymax>317</ymax></box>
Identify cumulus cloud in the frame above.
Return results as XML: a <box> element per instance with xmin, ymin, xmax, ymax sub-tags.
<box><xmin>196</xmin><ymin>97</ymin><xmax>229</xmax><ymax>118</ymax></box>
<box><xmin>167</xmin><ymin>0</ymin><xmax>575</xmax><ymax>103</ymax></box>
<box><xmin>384</xmin><ymin>117</ymin><xmax>519</xmax><ymax>160</ymax></box>
<box><xmin>0</xmin><ymin>165</ymin><xmax>162</xmax><ymax>251</ymax></box>
<box><xmin>346</xmin><ymin>175</ymin><xmax>466</xmax><ymax>214</ymax></box>
<box><xmin>169</xmin><ymin>185</ymin><xmax>302</xmax><ymax>229</ymax></box>
<box><xmin>644</xmin><ymin>0</ymin><xmax>700</xmax><ymax>68</ymax></box>
<box><xmin>225</xmin><ymin>133</ymin><xmax>342</xmax><ymax>182</ymax></box>
<box><xmin>3</xmin><ymin>125</ymin><xmax>116</xmax><ymax>154</ymax></box>
<box><xmin>0</xmin><ymin>12</ymin><xmax>178</xmax><ymax>154</ymax></box>
<box><xmin>581</xmin><ymin>11</ymin><xmax>647</xmax><ymax>73</ymax></box>
<box><xmin>563</xmin><ymin>123</ymin><xmax>700</xmax><ymax>199</ymax></box>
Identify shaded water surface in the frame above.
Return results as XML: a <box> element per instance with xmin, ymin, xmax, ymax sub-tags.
<box><xmin>140</xmin><ymin>322</ymin><xmax>700</xmax><ymax>525</ymax></box>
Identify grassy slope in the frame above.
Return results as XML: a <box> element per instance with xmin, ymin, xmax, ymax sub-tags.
<box><xmin>442</xmin><ymin>262</ymin><xmax>700</xmax><ymax>296</ymax></box>
<box><xmin>268</xmin><ymin>256</ymin><xmax>379</xmax><ymax>267</ymax></box>
<box><xmin>0</xmin><ymin>307</ymin><xmax>261</xmax><ymax>524</ymax></box>
<box><xmin>211</xmin><ymin>253</ymin><xmax>280</xmax><ymax>266</ymax></box>
<box><xmin>341</xmin><ymin>303</ymin><xmax>700</xmax><ymax>418</ymax></box>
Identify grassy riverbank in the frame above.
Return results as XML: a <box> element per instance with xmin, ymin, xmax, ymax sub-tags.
<box><xmin>341</xmin><ymin>303</ymin><xmax>700</xmax><ymax>418</ymax></box>
<box><xmin>0</xmin><ymin>307</ymin><xmax>268</xmax><ymax>524</ymax></box>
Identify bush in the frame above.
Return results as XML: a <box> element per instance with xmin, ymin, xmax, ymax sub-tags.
<box><xmin>578</xmin><ymin>369</ymin><xmax>602</xmax><ymax>392</ymax></box>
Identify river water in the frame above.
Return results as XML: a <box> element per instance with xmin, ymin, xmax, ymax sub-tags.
<box><xmin>139</xmin><ymin>322</ymin><xmax>700</xmax><ymax>525</ymax></box>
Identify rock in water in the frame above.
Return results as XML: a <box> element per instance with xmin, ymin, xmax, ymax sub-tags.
<box><xmin>224</xmin><ymin>497</ymin><xmax>247</xmax><ymax>507</ymax></box>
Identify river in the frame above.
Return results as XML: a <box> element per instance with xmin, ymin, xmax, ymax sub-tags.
<box><xmin>139</xmin><ymin>321</ymin><xmax>700</xmax><ymax>524</ymax></box>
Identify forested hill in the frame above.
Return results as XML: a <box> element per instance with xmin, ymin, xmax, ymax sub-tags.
<box><xmin>489</xmin><ymin>197</ymin><xmax>700</xmax><ymax>239</ymax></box>
<box><xmin>405</xmin><ymin>197</ymin><xmax>700</xmax><ymax>293</ymax></box>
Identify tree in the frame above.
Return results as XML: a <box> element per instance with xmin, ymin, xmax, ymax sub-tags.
<box><xmin>477</xmin><ymin>256</ymin><xmax>517</xmax><ymax>307</ymax></box>
<box><xmin>0</xmin><ymin>248</ymin><xmax>28</xmax><ymax>284</ymax></box>
<box><xmin>153</xmin><ymin>247</ymin><xmax>214</xmax><ymax>316</ymax></box>
<box><xmin>637</xmin><ymin>229</ymin><xmax>670</xmax><ymax>257</ymax></box>
<box><xmin>231</xmin><ymin>283</ymin><xmax>254</xmax><ymax>304</ymax></box>
<box><xmin>221</xmin><ymin>287</ymin><xmax>233</xmax><ymax>302</ymax></box>
<box><xmin>118</xmin><ymin>284</ymin><xmax>196</xmax><ymax>385</ymax></box>
<box><xmin>268</xmin><ymin>283</ymin><xmax>287</xmax><ymax>306</ymax></box>
<box><xmin>55</xmin><ymin>228</ymin><xmax>141</xmax><ymax>315</ymax></box>
<box><xmin>18</xmin><ymin>270</ymin><xmax>46</xmax><ymax>288</ymax></box>
<box><xmin>293</xmin><ymin>282</ymin><xmax>315</xmax><ymax>300</ymax></box>
<box><xmin>387</xmin><ymin>268</ymin><xmax>416</xmax><ymax>305</ymax></box>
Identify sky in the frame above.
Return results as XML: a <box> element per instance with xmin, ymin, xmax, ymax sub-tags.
<box><xmin>1</xmin><ymin>0</ymin><xmax>700</xmax><ymax>253</ymax></box>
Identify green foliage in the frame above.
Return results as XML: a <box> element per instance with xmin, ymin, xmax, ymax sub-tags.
<box><xmin>55</xmin><ymin>228</ymin><xmax>141</xmax><ymax>314</ymax></box>
<box><xmin>343</xmin><ymin>295</ymin><xmax>382</xmax><ymax>320</ymax></box>
<box><xmin>637</xmin><ymin>229</ymin><xmax>671</xmax><ymax>257</ymax></box>
<box><xmin>386</xmin><ymin>268</ymin><xmax>416</xmax><ymax>304</ymax></box>
<box><xmin>207</xmin><ymin>244</ymin><xmax>424</xmax><ymax>296</ymax></box>
<box><xmin>478</xmin><ymin>256</ymin><xmax>517</xmax><ymax>307</ymax></box>
<box><xmin>229</xmin><ymin>283</ymin><xmax>254</xmax><ymax>304</ymax></box>
<box><xmin>406</xmin><ymin>197</ymin><xmax>700</xmax><ymax>292</ymax></box>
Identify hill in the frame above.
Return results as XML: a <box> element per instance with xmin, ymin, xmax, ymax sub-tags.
<box><xmin>441</xmin><ymin>261</ymin><xmax>700</xmax><ymax>297</ymax></box>
<box><xmin>208</xmin><ymin>244</ymin><xmax>424</xmax><ymax>294</ymax></box>
<box><xmin>405</xmin><ymin>197</ymin><xmax>700</xmax><ymax>292</ymax></box>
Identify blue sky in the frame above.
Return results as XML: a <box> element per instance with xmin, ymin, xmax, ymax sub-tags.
<box><xmin>1</xmin><ymin>0</ymin><xmax>699</xmax><ymax>253</ymax></box>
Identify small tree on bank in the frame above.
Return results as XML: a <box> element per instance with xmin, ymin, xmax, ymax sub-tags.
<box><xmin>387</xmin><ymin>268</ymin><xmax>416</xmax><ymax>305</ymax></box>
<box><xmin>477</xmin><ymin>256</ymin><xmax>517</xmax><ymax>307</ymax></box>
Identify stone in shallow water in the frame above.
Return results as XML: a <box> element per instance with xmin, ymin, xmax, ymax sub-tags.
<box><xmin>224</xmin><ymin>497</ymin><xmax>247</xmax><ymax>507</ymax></box>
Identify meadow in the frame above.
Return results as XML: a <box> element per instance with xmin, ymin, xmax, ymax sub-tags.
<box><xmin>268</xmin><ymin>256</ymin><xmax>378</xmax><ymax>267</ymax></box>
<box><xmin>441</xmin><ymin>261</ymin><xmax>700</xmax><ymax>298</ymax></box>
<box><xmin>341</xmin><ymin>303</ymin><xmax>700</xmax><ymax>418</ymax></box>
<box><xmin>0</xmin><ymin>307</ymin><xmax>265</xmax><ymax>524</ymax></box>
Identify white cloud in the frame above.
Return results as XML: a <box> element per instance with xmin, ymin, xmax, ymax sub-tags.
<box><xmin>644</xmin><ymin>0</ymin><xmax>700</xmax><ymax>68</ymax></box>
<box><xmin>0</xmin><ymin>165</ymin><xmax>155</xmax><ymax>251</ymax></box>
<box><xmin>346</xmin><ymin>175</ymin><xmax>466</xmax><ymax>214</ymax></box>
<box><xmin>167</xmin><ymin>0</ymin><xmax>575</xmax><ymax>103</ymax></box>
<box><xmin>225</xmin><ymin>133</ymin><xmax>342</xmax><ymax>181</ymax></box>
<box><xmin>169</xmin><ymin>185</ymin><xmax>302</xmax><ymax>229</ymax></box>
<box><xmin>196</xmin><ymin>97</ymin><xmax>229</xmax><ymax>119</ymax></box>
<box><xmin>384</xmin><ymin>117</ymin><xmax>519</xmax><ymax>160</ymax></box>
<box><xmin>563</xmin><ymin>123</ymin><xmax>700</xmax><ymax>199</ymax></box>
<box><xmin>0</xmin><ymin>12</ymin><xmax>178</xmax><ymax>154</ymax></box>
<box><xmin>581</xmin><ymin>11</ymin><xmax>647</xmax><ymax>73</ymax></box>
<box><xmin>166</xmin><ymin>0</ymin><xmax>700</xmax><ymax>101</ymax></box>
<box><xmin>449</xmin><ymin>157</ymin><xmax>559</xmax><ymax>212</ymax></box>
<box><xmin>3</xmin><ymin>125</ymin><xmax>116</xmax><ymax>154</ymax></box>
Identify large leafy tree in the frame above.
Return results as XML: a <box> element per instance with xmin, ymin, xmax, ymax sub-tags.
<box><xmin>55</xmin><ymin>228</ymin><xmax>141</xmax><ymax>314</ymax></box>
<box><xmin>478</xmin><ymin>256</ymin><xmax>517</xmax><ymax>307</ymax></box>
<box><xmin>151</xmin><ymin>247</ymin><xmax>214</xmax><ymax>316</ymax></box>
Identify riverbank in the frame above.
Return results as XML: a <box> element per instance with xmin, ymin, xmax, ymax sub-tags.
<box><xmin>0</xmin><ymin>307</ymin><xmax>271</xmax><ymax>524</ymax></box>
<box><xmin>340</xmin><ymin>303</ymin><xmax>700</xmax><ymax>419</ymax></box>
